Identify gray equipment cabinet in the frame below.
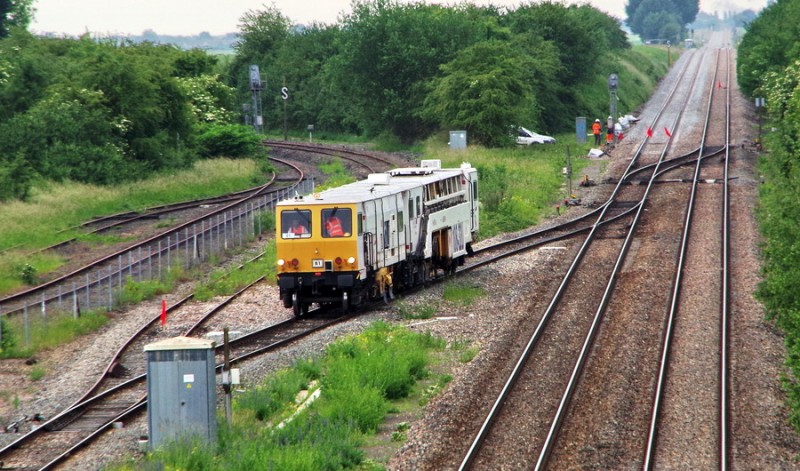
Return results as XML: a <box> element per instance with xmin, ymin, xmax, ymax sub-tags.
<box><xmin>144</xmin><ymin>336</ymin><xmax>217</xmax><ymax>449</ymax></box>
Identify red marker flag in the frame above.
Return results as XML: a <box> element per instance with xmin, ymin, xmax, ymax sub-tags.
<box><xmin>646</xmin><ymin>127</ymin><xmax>653</xmax><ymax>138</ymax></box>
<box><xmin>664</xmin><ymin>127</ymin><xmax>672</xmax><ymax>137</ymax></box>
<box><xmin>160</xmin><ymin>299</ymin><xmax>167</xmax><ymax>326</ymax></box>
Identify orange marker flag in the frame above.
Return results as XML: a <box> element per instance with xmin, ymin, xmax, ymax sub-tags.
<box><xmin>160</xmin><ymin>299</ymin><xmax>167</xmax><ymax>326</ymax></box>
<box><xmin>664</xmin><ymin>127</ymin><xmax>672</xmax><ymax>137</ymax></box>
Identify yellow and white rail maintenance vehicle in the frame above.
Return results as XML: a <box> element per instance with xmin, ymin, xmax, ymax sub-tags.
<box><xmin>275</xmin><ymin>160</ymin><xmax>479</xmax><ymax>315</ymax></box>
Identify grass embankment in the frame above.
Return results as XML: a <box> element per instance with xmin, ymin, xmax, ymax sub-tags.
<box><xmin>0</xmin><ymin>159</ymin><xmax>264</xmax><ymax>295</ymax></box>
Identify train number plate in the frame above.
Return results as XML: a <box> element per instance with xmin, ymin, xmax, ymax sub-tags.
<box><xmin>312</xmin><ymin>259</ymin><xmax>324</xmax><ymax>269</ymax></box>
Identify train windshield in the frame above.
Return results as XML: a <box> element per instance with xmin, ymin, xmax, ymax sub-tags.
<box><xmin>322</xmin><ymin>208</ymin><xmax>352</xmax><ymax>238</ymax></box>
<box><xmin>281</xmin><ymin>209</ymin><xmax>312</xmax><ymax>239</ymax></box>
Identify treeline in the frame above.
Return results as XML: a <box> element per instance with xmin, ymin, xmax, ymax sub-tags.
<box><xmin>232</xmin><ymin>1</ymin><xmax>629</xmax><ymax>146</ymax></box>
<box><xmin>737</xmin><ymin>0</ymin><xmax>800</xmax><ymax>431</ymax></box>
<box><xmin>0</xmin><ymin>0</ymin><xmax>637</xmax><ymax>201</ymax></box>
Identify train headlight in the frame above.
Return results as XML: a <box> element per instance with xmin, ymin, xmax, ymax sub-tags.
<box><xmin>291</xmin><ymin>258</ymin><xmax>299</xmax><ymax>267</ymax></box>
<box><xmin>335</xmin><ymin>257</ymin><xmax>343</xmax><ymax>265</ymax></box>
<box><xmin>277</xmin><ymin>259</ymin><xmax>285</xmax><ymax>266</ymax></box>
<box><xmin>347</xmin><ymin>256</ymin><xmax>356</xmax><ymax>264</ymax></box>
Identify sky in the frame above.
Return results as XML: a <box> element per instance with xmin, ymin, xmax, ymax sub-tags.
<box><xmin>30</xmin><ymin>0</ymin><xmax>766</xmax><ymax>37</ymax></box>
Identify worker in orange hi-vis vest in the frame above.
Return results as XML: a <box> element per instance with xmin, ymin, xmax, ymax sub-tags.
<box><xmin>592</xmin><ymin>119</ymin><xmax>602</xmax><ymax>146</ymax></box>
<box><xmin>290</xmin><ymin>219</ymin><xmax>307</xmax><ymax>235</ymax></box>
<box><xmin>325</xmin><ymin>215</ymin><xmax>344</xmax><ymax>237</ymax></box>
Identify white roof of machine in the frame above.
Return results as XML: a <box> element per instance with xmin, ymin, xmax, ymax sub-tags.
<box><xmin>277</xmin><ymin>167</ymin><xmax>470</xmax><ymax>206</ymax></box>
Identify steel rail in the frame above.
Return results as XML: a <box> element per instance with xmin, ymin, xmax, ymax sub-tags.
<box><xmin>459</xmin><ymin>46</ymin><xmax>703</xmax><ymax>470</ymax></box>
<box><xmin>534</xmin><ymin>45</ymin><xmax>710</xmax><ymax>471</ymax></box>
<box><xmin>641</xmin><ymin>46</ymin><xmax>731</xmax><ymax>470</ymax></box>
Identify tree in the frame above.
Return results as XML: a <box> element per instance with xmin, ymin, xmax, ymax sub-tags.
<box><xmin>627</xmin><ymin>0</ymin><xmax>699</xmax><ymax>40</ymax></box>
<box><xmin>0</xmin><ymin>0</ymin><xmax>33</xmax><ymax>38</ymax></box>
<box><xmin>737</xmin><ymin>0</ymin><xmax>800</xmax><ymax>96</ymax></box>
<box><xmin>421</xmin><ymin>40</ymin><xmax>540</xmax><ymax>147</ymax></box>
<box><xmin>334</xmin><ymin>0</ymin><xmax>488</xmax><ymax>141</ymax></box>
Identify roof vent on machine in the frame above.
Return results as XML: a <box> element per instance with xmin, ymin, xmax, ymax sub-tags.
<box><xmin>367</xmin><ymin>173</ymin><xmax>392</xmax><ymax>185</ymax></box>
<box><xmin>420</xmin><ymin>159</ymin><xmax>441</xmax><ymax>169</ymax></box>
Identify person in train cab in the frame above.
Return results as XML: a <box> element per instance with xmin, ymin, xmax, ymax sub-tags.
<box><xmin>290</xmin><ymin>219</ymin><xmax>307</xmax><ymax>235</ymax></box>
<box><xmin>592</xmin><ymin>118</ymin><xmax>602</xmax><ymax>146</ymax></box>
<box><xmin>325</xmin><ymin>214</ymin><xmax>344</xmax><ymax>237</ymax></box>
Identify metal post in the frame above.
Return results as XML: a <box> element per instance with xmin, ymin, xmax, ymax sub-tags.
<box><xmin>85</xmin><ymin>273</ymin><xmax>90</xmax><ymax>311</ymax></box>
<box><xmin>608</xmin><ymin>73</ymin><xmax>619</xmax><ymax>147</ymax></box>
<box><xmin>108</xmin><ymin>265</ymin><xmax>113</xmax><ymax>310</ymax></box>
<box><xmin>224</xmin><ymin>212</ymin><xmax>229</xmax><ymax>250</ymax></box>
<box><xmin>223</xmin><ymin>327</ymin><xmax>232</xmax><ymax>425</ymax></box>
<box><xmin>667</xmin><ymin>43</ymin><xmax>671</xmax><ymax>67</ymax></box>
<box><xmin>73</xmin><ymin>281</ymin><xmax>78</xmax><ymax>319</ymax></box>
<box><xmin>238</xmin><ymin>207</ymin><xmax>244</xmax><ymax>246</ymax></box>
<box><xmin>566</xmin><ymin>146</ymin><xmax>572</xmax><ymax>199</ymax></box>
<box><xmin>24</xmin><ymin>304</ymin><xmax>30</xmax><ymax>348</ymax></box>
<box><xmin>185</xmin><ymin>228</ymin><xmax>190</xmax><ymax>267</ymax></box>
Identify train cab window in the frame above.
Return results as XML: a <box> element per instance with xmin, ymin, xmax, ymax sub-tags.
<box><xmin>281</xmin><ymin>210</ymin><xmax>312</xmax><ymax>239</ymax></box>
<box><xmin>383</xmin><ymin>220</ymin><xmax>390</xmax><ymax>248</ymax></box>
<box><xmin>398</xmin><ymin>211</ymin><xmax>404</xmax><ymax>232</ymax></box>
<box><xmin>416</xmin><ymin>196</ymin><xmax>421</xmax><ymax>215</ymax></box>
<box><xmin>322</xmin><ymin>208</ymin><xmax>352</xmax><ymax>238</ymax></box>
<box><xmin>357</xmin><ymin>213</ymin><xmax>363</xmax><ymax>235</ymax></box>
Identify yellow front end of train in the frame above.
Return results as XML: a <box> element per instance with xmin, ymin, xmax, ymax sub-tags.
<box><xmin>275</xmin><ymin>202</ymin><xmax>360</xmax><ymax>315</ymax></box>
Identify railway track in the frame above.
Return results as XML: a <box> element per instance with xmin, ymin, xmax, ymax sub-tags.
<box><xmin>263</xmin><ymin>140</ymin><xmax>401</xmax><ymax>176</ymax></box>
<box><xmin>0</xmin><ymin>275</ymin><xmax>350</xmax><ymax>469</ymax></box>
<box><xmin>0</xmin><ymin>46</ymin><xmax>744</xmax><ymax>468</ymax></box>
<box><xmin>0</xmin><ymin>156</ymin><xmax>305</xmax><ymax>318</ymax></box>
<box><xmin>458</xmin><ymin>34</ymin><xmax>734</xmax><ymax>470</ymax></box>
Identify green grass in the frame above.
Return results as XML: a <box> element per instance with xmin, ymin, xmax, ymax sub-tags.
<box><xmin>443</xmin><ymin>281</ymin><xmax>485</xmax><ymax>306</ymax></box>
<box><xmin>316</xmin><ymin>159</ymin><xmax>357</xmax><ymax>191</ymax></box>
<box><xmin>0</xmin><ymin>310</ymin><xmax>110</xmax><ymax>358</ymax></box>
<box><xmin>119</xmin><ymin>321</ymin><xmax>449</xmax><ymax>471</ymax></box>
<box><xmin>193</xmin><ymin>242</ymin><xmax>277</xmax><ymax>301</ymax></box>
<box><xmin>0</xmin><ymin>158</ymin><xmax>264</xmax><ymax>296</ymax></box>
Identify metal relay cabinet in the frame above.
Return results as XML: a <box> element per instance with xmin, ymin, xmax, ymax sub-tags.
<box><xmin>144</xmin><ymin>336</ymin><xmax>217</xmax><ymax>449</ymax></box>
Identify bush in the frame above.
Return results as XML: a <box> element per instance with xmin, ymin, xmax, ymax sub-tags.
<box><xmin>197</xmin><ymin>124</ymin><xmax>264</xmax><ymax>158</ymax></box>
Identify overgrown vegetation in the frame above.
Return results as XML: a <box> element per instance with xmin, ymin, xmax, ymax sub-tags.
<box><xmin>121</xmin><ymin>322</ymin><xmax>452</xmax><ymax>470</ymax></box>
<box><xmin>738</xmin><ymin>0</ymin><xmax>800</xmax><ymax>432</ymax></box>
